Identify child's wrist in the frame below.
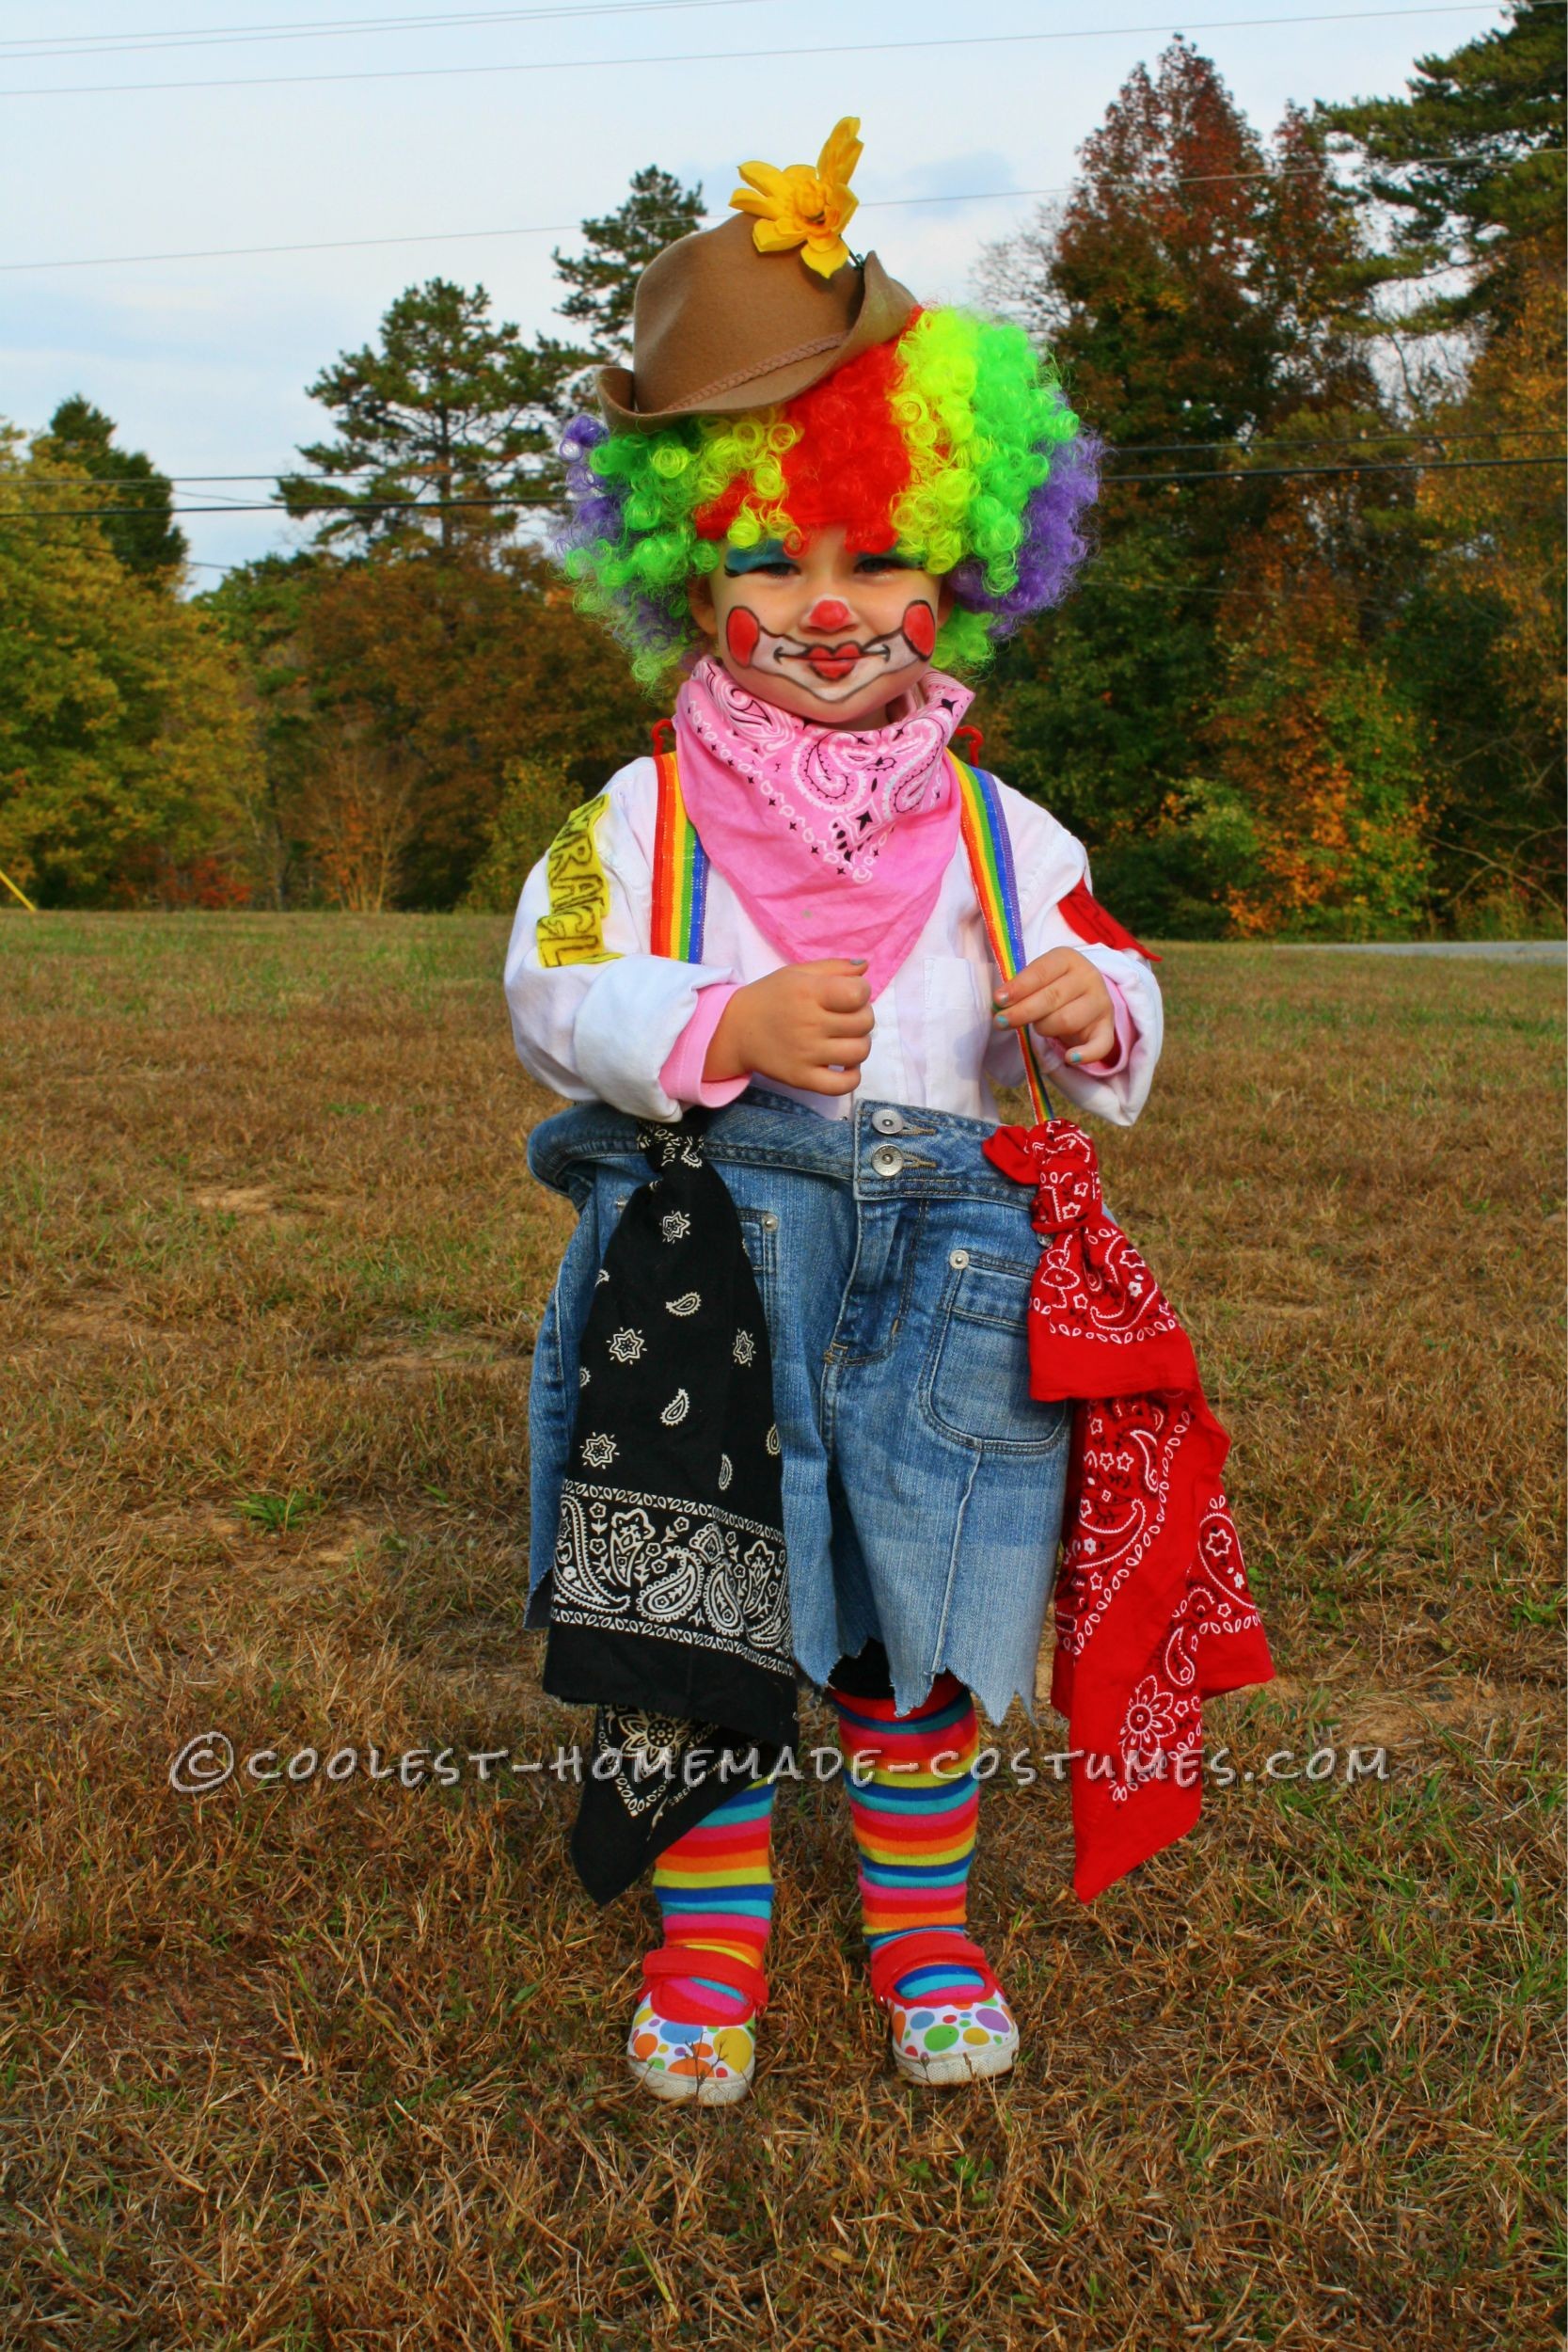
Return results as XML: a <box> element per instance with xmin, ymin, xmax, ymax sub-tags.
<box><xmin>704</xmin><ymin>986</ymin><xmax>754</xmax><ymax>1083</ymax></box>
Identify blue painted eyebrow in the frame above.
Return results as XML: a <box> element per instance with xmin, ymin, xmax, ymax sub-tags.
<box><xmin>722</xmin><ymin>538</ymin><xmax>794</xmax><ymax>575</ymax></box>
<box><xmin>721</xmin><ymin>539</ymin><xmax>919</xmax><ymax>575</ymax></box>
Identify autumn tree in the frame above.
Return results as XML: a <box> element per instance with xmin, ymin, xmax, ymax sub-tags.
<box><xmin>0</xmin><ymin>426</ymin><xmax>254</xmax><ymax>907</ymax></box>
<box><xmin>986</xmin><ymin>45</ymin><xmax>1375</xmax><ymax>450</ymax></box>
<box><xmin>294</xmin><ymin>728</ymin><xmax>418</xmax><ymax>913</ymax></box>
<box><xmin>1384</xmin><ymin>262</ymin><xmax>1566</xmax><ymax>930</ymax></box>
<box><xmin>199</xmin><ymin>551</ymin><xmax>321</xmax><ymax>909</ymax></box>
<box><xmin>979</xmin><ymin>40</ymin><xmax>1394</xmax><ymax>928</ymax></box>
<box><xmin>208</xmin><ymin>543</ymin><xmax>650</xmax><ymax>907</ymax></box>
<box><xmin>1316</xmin><ymin>2</ymin><xmax>1566</xmax><ymax>925</ymax></box>
<box><xmin>460</xmin><ymin>751</ymin><xmax>581</xmax><ymax>912</ymax></box>
<box><xmin>1209</xmin><ymin>516</ymin><xmax>1431</xmax><ymax>935</ymax></box>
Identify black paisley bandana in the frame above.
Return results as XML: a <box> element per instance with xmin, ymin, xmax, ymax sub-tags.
<box><xmin>540</xmin><ymin>1113</ymin><xmax>797</xmax><ymax>1903</ymax></box>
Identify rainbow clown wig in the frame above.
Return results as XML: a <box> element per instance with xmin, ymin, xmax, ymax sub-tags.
<box><xmin>556</xmin><ymin>305</ymin><xmax>1100</xmax><ymax>689</ymax></box>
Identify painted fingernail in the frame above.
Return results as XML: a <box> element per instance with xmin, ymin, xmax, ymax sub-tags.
<box><xmin>1069</xmin><ymin>1049</ymin><xmax>1083</xmax><ymax>1063</ymax></box>
<box><xmin>993</xmin><ymin>1011</ymin><xmax>1010</xmax><ymax>1027</ymax></box>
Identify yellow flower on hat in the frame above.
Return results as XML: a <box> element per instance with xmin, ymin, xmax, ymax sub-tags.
<box><xmin>730</xmin><ymin>116</ymin><xmax>863</xmax><ymax>279</ymax></box>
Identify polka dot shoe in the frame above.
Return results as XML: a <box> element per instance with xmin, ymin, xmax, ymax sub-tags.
<box><xmin>625</xmin><ymin>1949</ymin><xmax>767</xmax><ymax>2107</ymax></box>
<box><xmin>869</xmin><ymin>1929</ymin><xmax>1019</xmax><ymax>2087</ymax></box>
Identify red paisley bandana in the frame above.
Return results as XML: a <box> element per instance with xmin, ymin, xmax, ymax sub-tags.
<box><xmin>983</xmin><ymin>1118</ymin><xmax>1275</xmax><ymax>1901</ymax></box>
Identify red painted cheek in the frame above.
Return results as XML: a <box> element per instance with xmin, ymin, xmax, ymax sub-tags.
<box><xmin>902</xmin><ymin>599</ymin><xmax>937</xmax><ymax>659</ymax></box>
<box><xmin>725</xmin><ymin>606</ymin><xmax>761</xmax><ymax>666</ymax></box>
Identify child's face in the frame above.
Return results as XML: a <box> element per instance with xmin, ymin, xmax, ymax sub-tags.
<box><xmin>688</xmin><ymin>523</ymin><xmax>954</xmax><ymax>727</ymax></box>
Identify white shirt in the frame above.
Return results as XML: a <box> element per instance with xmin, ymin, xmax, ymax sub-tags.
<box><xmin>504</xmin><ymin>755</ymin><xmax>1162</xmax><ymax>1127</ymax></box>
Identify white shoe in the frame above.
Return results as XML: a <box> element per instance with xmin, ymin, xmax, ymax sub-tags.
<box><xmin>625</xmin><ymin>1993</ymin><xmax>757</xmax><ymax>2105</ymax></box>
<box><xmin>625</xmin><ymin>1948</ymin><xmax>768</xmax><ymax>2106</ymax></box>
<box><xmin>870</xmin><ymin>1929</ymin><xmax>1019</xmax><ymax>2086</ymax></box>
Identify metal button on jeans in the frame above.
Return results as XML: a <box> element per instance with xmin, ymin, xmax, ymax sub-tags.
<box><xmin>760</xmin><ymin>1212</ymin><xmax>779</xmax><ymax>1232</ymax></box>
<box><xmin>869</xmin><ymin>1145</ymin><xmax>905</xmax><ymax>1178</ymax></box>
<box><xmin>949</xmin><ymin>1248</ymin><xmax>970</xmax><ymax>1270</ymax></box>
<box><xmin>871</xmin><ymin>1108</ymin><xmax>906</xmax><ymax>1136</ymax></box>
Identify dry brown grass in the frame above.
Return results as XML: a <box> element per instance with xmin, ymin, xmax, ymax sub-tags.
<box><xmin>1</xmin><ymin>914</ymin><xmax>1561</xmax><ymax>2352</ymax></box>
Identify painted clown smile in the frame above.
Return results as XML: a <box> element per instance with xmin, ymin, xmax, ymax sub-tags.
<box><xmin>725</xmin><ymin>600</ymin><xmax>937</xmax><ymax>701</ymax></box>
<box><xmin>799</xmin><ymin>640</ymin><xmax>879</xmax><ymax>682</ymax></box>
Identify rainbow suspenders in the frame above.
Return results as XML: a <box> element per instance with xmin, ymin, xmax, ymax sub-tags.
<box><xmin>650</xmin><ymin>743</ymin><xmax>1054</xmax><ymax>1124</ymax></box>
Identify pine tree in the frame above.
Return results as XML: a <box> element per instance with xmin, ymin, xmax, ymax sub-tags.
<box><xmin>552</xmin><ymin>166</ymin><xmax>706</xmax><ymax>361</ymax></box>
<box><xmin>42</xmin><ymin>395</ymin><xmax>187</xmax><ymax>584</ymax></box>
<box><xmin>278</xmin><ymin>278</ymin><xmax>570</xmax><ymax>557</ymax></box>
<box><xmin>1319</xmin><ymin>0</ymin><xmax>1565</xmax><ymax>335</ymax></box>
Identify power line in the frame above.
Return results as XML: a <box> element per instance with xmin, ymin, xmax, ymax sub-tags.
<box><xmin>0</xmin><ymin>165</ymin><xmax>1351</xmax><ymax>274</ymax></box>
<box><xmin>8</xmin><ymin>126</ymin><xmax>1561</xmax><ymax>274</ymax></box>
<box><xmin>0</xmin><ymin>5</ymin><xmax>1543</xmax><ymax>102</ymax></box>
<box><xmin>148</xmin><ymin>426</ymin><xmax>1566</xmax><ymax>484</ymax></box>
<box><xmin>7</xmin><ymin>452</ymin><xmax>1564</xmax><ymax>524</ymax></box>
<box><xmin>16</xmin><ymin>143</ymin><xmax>1557</xmax><ymax>278</ymax></box>
<box><xmin>0</xmin><ymin>185</ymin><xmax>1059</xmax><ymax>275</ymax></box>
<box><xmin>1100</xmin><ymin>422</ymin><xmax>1567</xmax><ymax>457</ymax></box>
<box><xmin>0</xmin><ymin>0</ymin><xmax>767</xmax><ymax>62</ymax></box>
<box><xmin>166</xmin><ymin>555</ymin><xmax>1445</xmax><ymax>602</ymax></box>
<box><xmin>1104</xmin><ymin>453</ymin><xmax>1568</xmax><ymax>483</ymax></box>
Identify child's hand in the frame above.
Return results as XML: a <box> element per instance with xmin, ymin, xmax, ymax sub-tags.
<box><xmin>991</xmin><ymin>947</ymin><xmax>1115</xmax><ymax>1064</ymax></box>
<box><xmin>705</xmin><ymin>960</ymin><xmax>875</xmax><ymax>1095</ymax></box>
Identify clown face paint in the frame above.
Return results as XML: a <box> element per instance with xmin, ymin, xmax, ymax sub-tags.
<box><xmin>690</xmin><ymin>524</ymin><xmax>952</xmax><ymax>728</ymax></box>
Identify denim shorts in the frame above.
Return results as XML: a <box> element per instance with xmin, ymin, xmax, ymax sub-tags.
<box><xmin>525</xmin><ymin>1087</ymin><xmax>1073</xmax><ymax>1727</ymax></box>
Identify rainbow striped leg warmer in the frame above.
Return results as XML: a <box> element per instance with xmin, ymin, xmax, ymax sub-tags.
<box><xmin>828</xmin><ymin>1672</ymin><xmax>989</xmax><ymax>2003</ymax></box>
<box><xmin>646</xmin><ymin>1777</ymin><xmax>776</xmax><ymax>2023</ymax></box>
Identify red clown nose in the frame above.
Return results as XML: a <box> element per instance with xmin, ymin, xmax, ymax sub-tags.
<box><xmin>803</xmin><ymin>597</ymin><xmax>852</xmax><ymax>631</ymax></box>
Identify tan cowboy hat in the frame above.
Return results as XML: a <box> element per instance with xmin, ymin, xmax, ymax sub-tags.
<box><xmin>596</xmin><ymin>212</ymin><xmax>916</xmax><ymax>434</ymax></box>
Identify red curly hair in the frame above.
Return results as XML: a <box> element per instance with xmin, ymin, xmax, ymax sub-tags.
<box><xmin>693</xmin><ymin>326</ymin><xmax>918</xmax><ymax>552</ymax></box>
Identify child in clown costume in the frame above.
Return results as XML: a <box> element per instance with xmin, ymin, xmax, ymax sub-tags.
<box><xmin>504</xmin><ymin>119</ymin><xmax>1165</xmax><ymax>2104</ymax></box>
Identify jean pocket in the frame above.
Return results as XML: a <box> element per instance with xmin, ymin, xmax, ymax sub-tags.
<box><xmin>593</xmin><ymin>1166</ymin><xmax>780</xmax><ymax>1331</ymax></box>
<box><xmin>920</xmin><ymin>1251</ymin><xmax>1071</xmax><ymax>1455</ymax></box>
<box><xmin>734</xmin><ymin>1202</ymin><xmax>781</xmax><ymax>1329</ymax></box>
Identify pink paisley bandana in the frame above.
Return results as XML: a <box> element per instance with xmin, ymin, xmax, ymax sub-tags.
<box><xmin>672</xmin><ymin>655</ymin><xmax>972</xmax><ymax>999</ymax></box>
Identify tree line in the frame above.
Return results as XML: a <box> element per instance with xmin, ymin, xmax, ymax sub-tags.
<box><xmin>0</xmin><ymin>6</ymin><xmax>1560</xmax><ymax>935</ymax></box>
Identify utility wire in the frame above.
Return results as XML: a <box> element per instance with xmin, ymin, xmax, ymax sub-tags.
<box><xmin>20</xmin><ymin>147</ymin><xmax>1566</xmax><ymax>278</ymax></box>
<box><xmin>9</xmin><ymin>140</ymin><xmax>1562</xmax><ymax>277</ymax></box>
<box><xmin>167</xmin><ymin>554</ymin><xmax>1447</xmax><ymax>602</ymax></box>
<box><xmin>1105</xmin><ymin>453</ymin><xmax>1568</xmax><ymax>483</ymax></box>
<box><xmin>0</xmin><ymin>0</ymin><xmax>768</xmax><ymax>62</ymax></box>
<box><xmin>0</xmin><ymin>5</ymin><xmax>1545</xmax><ymax>102</ymax></box>
<box><xmin>150</xmin><ymin>426</ymin><xmax>1565</xmax><ymax>481</ymax></box>
<box><xmin>8</xmin><ymin>453</ymin><xmax>1565</xmax><ymax>524</ymax></box>
<box><xmin>0</xmin><ymin>167</ymin><xmax>1343</xmax><ymax>274</ymax></box>
<box><xmin>1096</xmin><ymin>422</ymin><xmax>1566</xmax><ymax>457</ymax></box>
<box><xmin>0</xmin><ymin>185</ymin><xmax>1075</xmax><ymax>276</ymax></box>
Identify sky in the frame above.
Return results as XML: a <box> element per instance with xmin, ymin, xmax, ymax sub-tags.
<box><xmin>0</xmin><ymin>0</ymin><xmax>1516</xmax><ymax>581</ymax></box>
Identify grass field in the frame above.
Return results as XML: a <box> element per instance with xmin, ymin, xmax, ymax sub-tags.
<box><xmin>2</xmin><ymin>914</ymin><xmax>1562</xmax><ymax>2351</ymax></box>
